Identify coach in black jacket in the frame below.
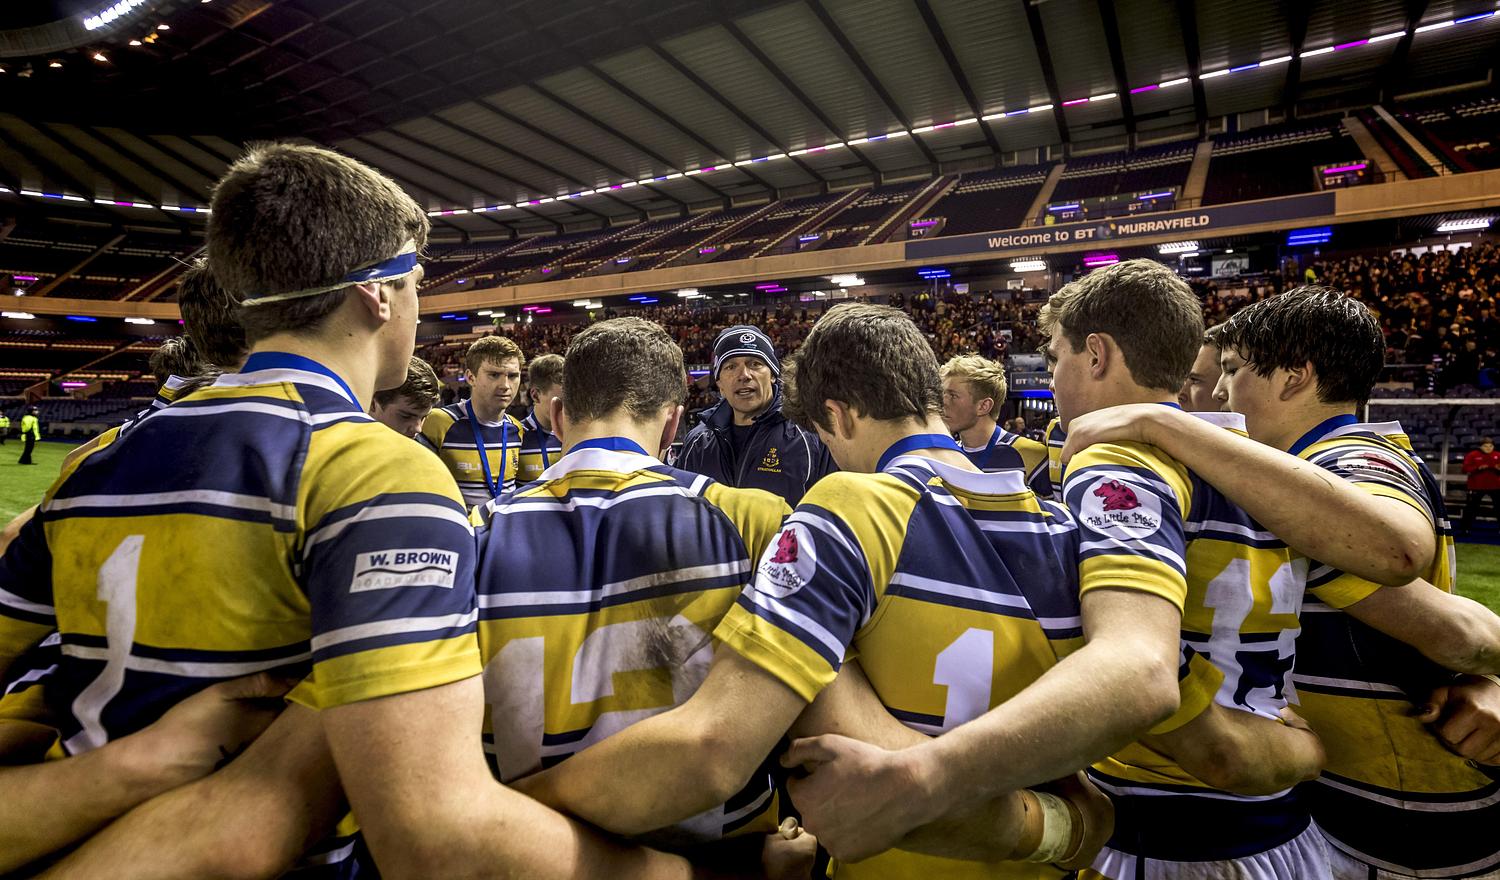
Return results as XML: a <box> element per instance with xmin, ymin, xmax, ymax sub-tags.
<box><xmin>678</xmin><ymin>324</ymin><xmax>836</xmax><ymax>506</ymax></box>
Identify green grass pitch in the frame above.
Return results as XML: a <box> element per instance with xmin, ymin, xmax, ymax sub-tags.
<box><xmin>3</xmin><ymin>438</ymin><xmax>1499</xmax><ymax>612</ymax></box>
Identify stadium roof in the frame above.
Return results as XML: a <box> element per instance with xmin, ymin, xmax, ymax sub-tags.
<box><xmin>2</xmin><ymin>0</ymin><xmax>1499</xmax><ymax>240</ymax></box>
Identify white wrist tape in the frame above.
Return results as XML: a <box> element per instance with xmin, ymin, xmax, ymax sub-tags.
<box><xmin>1021</xmin><ymin>790</ymin><xmax>1076</xmax><ymax>864</ymax></box>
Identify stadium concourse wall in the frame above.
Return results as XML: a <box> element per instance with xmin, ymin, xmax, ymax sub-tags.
<box><xmin>14</xmin><ymin>168</ymin><xmax>1500</xmax><ymax>322</ymax></box>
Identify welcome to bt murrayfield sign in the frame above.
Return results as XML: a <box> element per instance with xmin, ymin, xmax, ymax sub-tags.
<box><xmin>905</xmin><ymin>191</ymin><xmax>1337</xmax><ymax>261</ymax></box>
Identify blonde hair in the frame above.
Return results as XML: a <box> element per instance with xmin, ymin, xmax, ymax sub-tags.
<box><xmin>940</xmin><ymin>354</ymin><xmax>1007</xmax><ymax>407</ymax></box>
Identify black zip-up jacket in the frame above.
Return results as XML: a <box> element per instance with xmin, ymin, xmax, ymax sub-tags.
<box><xmin>677</xmin><ymin>387</ymin><xmax>837</xmax><ymax>506</ymax></box>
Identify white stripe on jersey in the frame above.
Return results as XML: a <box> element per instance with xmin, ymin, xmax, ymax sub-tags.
<box><xmin>3</xmin><ymin>662</ymin><xmax>56</xmax><ymax>695</ymax></box>
<box><xmin>888</xmin><ymin>571</ymin><xmax>1033</xmax><ymax>614</ymax></box>
<box><xmin>46</xmin><ymin>489</ymin><xmax>297</xmax><ymax>522</ymax></box>
<box><xmin>440</xmin><ymin>441</ymin><xmax>524</xmax><ymax>450</ymax></box>
<box><xmin>1079</xmin><ymin>538</ymin><xmax>1187</xmax><ymax>573</ymax></box>
<box><xmin>300</xmin><ymin>841</ymin><xmax>359</xmax><ymax>867</ymax></box>
<box><xmin>311</xmin><ymin>609</ymin><xmax>479</xmax><ymax>654</ymax></box>
<box><xmin>0</xmin><ymin>585</ymin><xmax>54</xmax><ymax>618</ymax></box>
<box><xmin>1314</xmin><ymin>775</ymin><xmax>1500</xmax><ymax>813</ymax></box>
<box><xmin>1291</xmin><ymin>673</ymin><xmax>1404</xmax><ymax>694</ymax></box>
<box><xmin>304</xmin><ymin>502</ymin><xmax>474</xmax><ymax>549</ymax></box>
<box><xmin>972</xmin><ymin>514</ymin><xmax>1079</xmax><ymax>535</ymax></box>
<box><xmin>496</xmin><ymin>484</ymin><xmax>692</xmax><ymax>513</ymax></box>
<box><xmin>479</xmin><ymin>560</ymin><xmax>751</xmax><ymax>609</ymax></box>
<box><xmin>1069</xmin><ymin>465</ymin><xmax>1182</xmax><ymax>502</ymax></box>
<box><xmin>1185</xmin><ymin>519</ymin><xmax>1279</xmax><ymax>542</ymax></box>
<box><xmin>742</xmin><ymin>589</ymin><xmax>849</xmax><ymax>660</ymax></box>
<box><xmin>61</xmin><ymin>644</ymin><xmax>313</xmax><ymax>677</ymax></box>
<box><xmin>786</xmin><ymin>511</ymin><xmax>864</xmax><ymax>566</ymax></box>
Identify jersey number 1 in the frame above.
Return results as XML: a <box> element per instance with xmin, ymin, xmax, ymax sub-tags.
<box><xmin>68</xmin><ymin>535</ymin><xmax>144</xmax><ymax>754</ymax></box>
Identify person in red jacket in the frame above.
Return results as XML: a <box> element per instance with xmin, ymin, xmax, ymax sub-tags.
<box><xmin>1460</xmin><ymin>436</ymin><xmax>1500</xmax><ymax>536</ymax></box>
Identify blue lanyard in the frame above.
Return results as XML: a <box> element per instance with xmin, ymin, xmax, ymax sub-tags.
<box><xmin>241</xmin><ymin>352</ymin><xmax>359</xmax><ymax>407</ymax></box>
<box><xmin>571</xmin><ymin>436</ymin><xmax>650</xmax><ymax>456</ymax></box>
<box><xmin>1288</xmin><ymin>413</ymin><xmax>1359</xmax><ymax>457</ymax></box>
<box><xmin>528</xmin><ymin>411</ymin><xmax>556</xmax><ymax>469</ymax></box>
<box><xmin>877</xmin><ymin>433</ymin><xmax>963</xmax><ymax>473</ymax></box>
<box><xmin>465</xmin><ymin>399</ymin><xmax>509</xmax><ymax>499</ymax></box>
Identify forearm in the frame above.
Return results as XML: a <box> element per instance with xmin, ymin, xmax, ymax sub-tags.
<box><xmin>376</xmin><ymin>782</ymin><xmax>700</xmax><ymax>880</ymax></box>
<box><xmin>791</xmin><ymin>665</ymin><xmax>1025</xmax><ymax>861</ymax></box>
<box><xmin>1143</xmin><ymin>704</ymin><xmax>1323</xmax><ymax>795</ymax></box>
<box><xmin>919</xmin><ymin>637</ymin><xmax>1175</xmax><ymax>815</ymax></box>
<box><xmin>1443</xmin><ymin>597</ymin><xmax>1500</xmax><ymax>675</ymax></box>
<box><xmin>1346</xmin><ymin>581</ymin><xmax>1500</xmax><ymax>676</ymax></box>
<box><xmin>0</xmin><ymin>735</ymin><xmax>172</xmax><ymax>873</ymax></box>
<box><xmin>1141</xmin><ymin>415</ymin><xmax>1429</xmax><ymax>585</ymax></box>
<box><xmin>515</xmin><ymin>713</ymin><xmax>743</xmax><ymax>837</ymax></box>
<box><xmin>40</xmin><ymin>706</ymin><xmax>344</xmax><ymax>880</ymax></box>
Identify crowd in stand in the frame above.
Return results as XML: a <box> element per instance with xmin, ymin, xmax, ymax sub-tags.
<box><xmin>338</xmin><ymin>243</ymin><xmax>1500</xmax><ymax>423</ymax></box>
<box><xmin>1303</xmin><ymin>242</ymin><xmax>1500</xmax><ymax>390</ymax></box>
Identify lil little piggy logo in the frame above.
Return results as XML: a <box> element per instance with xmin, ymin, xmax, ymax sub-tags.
<box><xmin>1081</xmin><ymin>476</ymin><xmax>1162</xmax><ymax>538</ymax></box>
<box><xmin>1093</xmin><ymin>480</ymin><xmax>1141</xmax><ymax>512</ymax></box>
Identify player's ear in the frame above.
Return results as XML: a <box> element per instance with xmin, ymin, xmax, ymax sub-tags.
<box><xmin>1084</xmin><ymin>333</ymin><xmax>1111</xmax><ymax>379</ymax></box>
<box><xmin>1279</xmin><ymin>361</ymin><xmax>1316</xmax><ymax>402</ymax></box>
<box><xmin>350</xmin><ymin>281</ymin><xmax>390</xmax><ymax>324</ymax></box>
<box><xmin>660</xmin><ymin>405</ymin><xmax>683</xmax><ymax>458</ymax></box>
<box><xmin>824</xmin><ymin>400</ymin><xmax>855</xmax><ymax>441</ymax></box>
<box><xmin>549</xmin><ymin>395</ymin><xmax>567</xmax><ymax>446</ymax></box>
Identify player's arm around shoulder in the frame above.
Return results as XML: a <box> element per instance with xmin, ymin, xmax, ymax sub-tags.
<box><xmin>1064</xmin><ymin>404</ymin><xmax>1431</xmax><ymax>585</ymax></box>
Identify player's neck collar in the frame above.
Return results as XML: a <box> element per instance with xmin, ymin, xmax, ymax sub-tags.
<box><xmin>240</xmin><ymin>351</ymin><xmax>358</xmax><ymax>407</ymax></box>
<box><xmin>876</xmin><ymin>432</ymin><xmax>963</xmax><ymax>473</ymax></box>
<box><xmin>1288</xmin><ymin>412</ymin><xmax>1360</xmax><ymax>456</ymax></box>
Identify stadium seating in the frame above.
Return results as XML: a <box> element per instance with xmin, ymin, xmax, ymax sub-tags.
<box><xmin>924</xmin><ymin>164</ymin><xmax>1053</xmax><ymax>237</ymax></box>
<box><xmin>1050</xmin><ymin>140</ymin><xmax>1196</xmax><ymax>203</ymax></box>
<box><xmin>1202</xmin><ymin>119</ymin><xmax>1366</xmax><ymax>205</ymax></box>
<box><xmin>811</xmin><ymin>180</ymin><xmax>930</xmax><ymax>250</ymax></box>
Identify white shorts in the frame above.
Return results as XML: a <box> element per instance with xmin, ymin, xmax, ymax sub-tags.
<box><xmin>1327</xmin><ymin>839</ymin><xmax>1500</xmax><ymax>880</ymax></box>
<box><xmin>1084</xmin><ymin>822</ymin><xmax>1332</xmax><ymax>880</ymax></box>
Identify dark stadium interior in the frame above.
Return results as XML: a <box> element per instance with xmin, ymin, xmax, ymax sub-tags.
<box><xmin>5</xmin><ymin>2</ymin><xmax>1500</xmax><ymax>876</ymax></box>
<box><xmin>3</xmin><ymin>0</ymin><xmax>1500</xmax><ymax>505</ymax></box>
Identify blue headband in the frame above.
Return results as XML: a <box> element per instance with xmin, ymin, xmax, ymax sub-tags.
<box><xmin>240</xmin><ymin>239</ymin><xmax>419</xmax><ymax>307</ymax></box>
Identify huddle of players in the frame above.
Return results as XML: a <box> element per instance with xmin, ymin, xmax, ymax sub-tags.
<box><xmin>0</xmin><ymin>141</ymin><xmax>1497</xmax><ymax>880</ymax></box>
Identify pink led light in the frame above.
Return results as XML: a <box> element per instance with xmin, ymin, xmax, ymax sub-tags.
<box><xmin>1333</xmin><ymin>39</ymin><xmax>1368</xmax><ymax>50</ymax></box>
<box><xmin>1061</xmin><ymin>98</ymin><xmax>1088</xmax><ymax>107</ymax></box>
<box><xmin>934</xmin><ymin>122</ymin><xmax>956</xmax><ymax>129</ymax></box>
<box><xmin>1129</xmin><ymin>84</ymin><xmax>1158</xmax><ymax>93</ymax></box>
<box><xmin>1322</xmin><ymin>162</ymin><xmax>1368</xmax><ymax>174</ymax></box>
<box><xmin>805</xmin><ymin>147</ymin><xmax>826</xmax><ymax>154</ymax></box>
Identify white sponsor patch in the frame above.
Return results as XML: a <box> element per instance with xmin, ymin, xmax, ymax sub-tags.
<box><xmin>1078</xmin><ymin>476</ymin><xmax>1163</xmax><ymax>539</ymax></box>
<box><xmin>1334</xmin><ymin>450</ymin><xmax>1406</xmax><ymax>482</ymax></box>
<box><xmin>755</xmin><ymin>522</ymin><xmax>817</xmax><ymax>599</ymax></box>
<box><xmin>350</xmin><ymin>548</ymin><xmax>459</xmax><ymax>592</ymax></box>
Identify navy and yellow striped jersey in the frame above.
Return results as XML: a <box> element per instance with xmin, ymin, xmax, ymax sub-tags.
<box><xmin>516</xmin><ymin>411</ymin><xmax>563</xmax><ymax>486</ymax></box>
<box><xmin>0</xmin><ymin>631</ymin><xmax>60</xmax><ymax>740</ymax></box>
<box><xmin>1060</xmin><ymin>412</ymin><xmax>1310</xmax><ymax>861</ymax></box>
<box><xmin>716</xmin><ymin>451</ymin><xmax>1081</xmax><ymax>879</ymax></box>
<box><xmin>960</xmin><ymin>425</ymin><xmax>1051</xmax><ymax>497</ymax></box>
<box><xmin>475</xmin><ymin>443</ymin><xmax>789</xmax><ymax>843</ymax></box>
<box><xmin>419</xmin><ymin>401</ymin><xmax>525</xmax><ymax>508</ymax></box>
<box><xmin>1045</xmin><ymin>417</ymin><xmax>1065</xmax><ymax>496</ymax></box>
<box><xmin>0</xmin><ymin>353</ymin><xmax>482</xmax><ymax>754</ymax></box>
<box><xmin>1291</xmin><ymin>418</ymin><xmax>1497</xmax><ymax>877</ymax></box>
